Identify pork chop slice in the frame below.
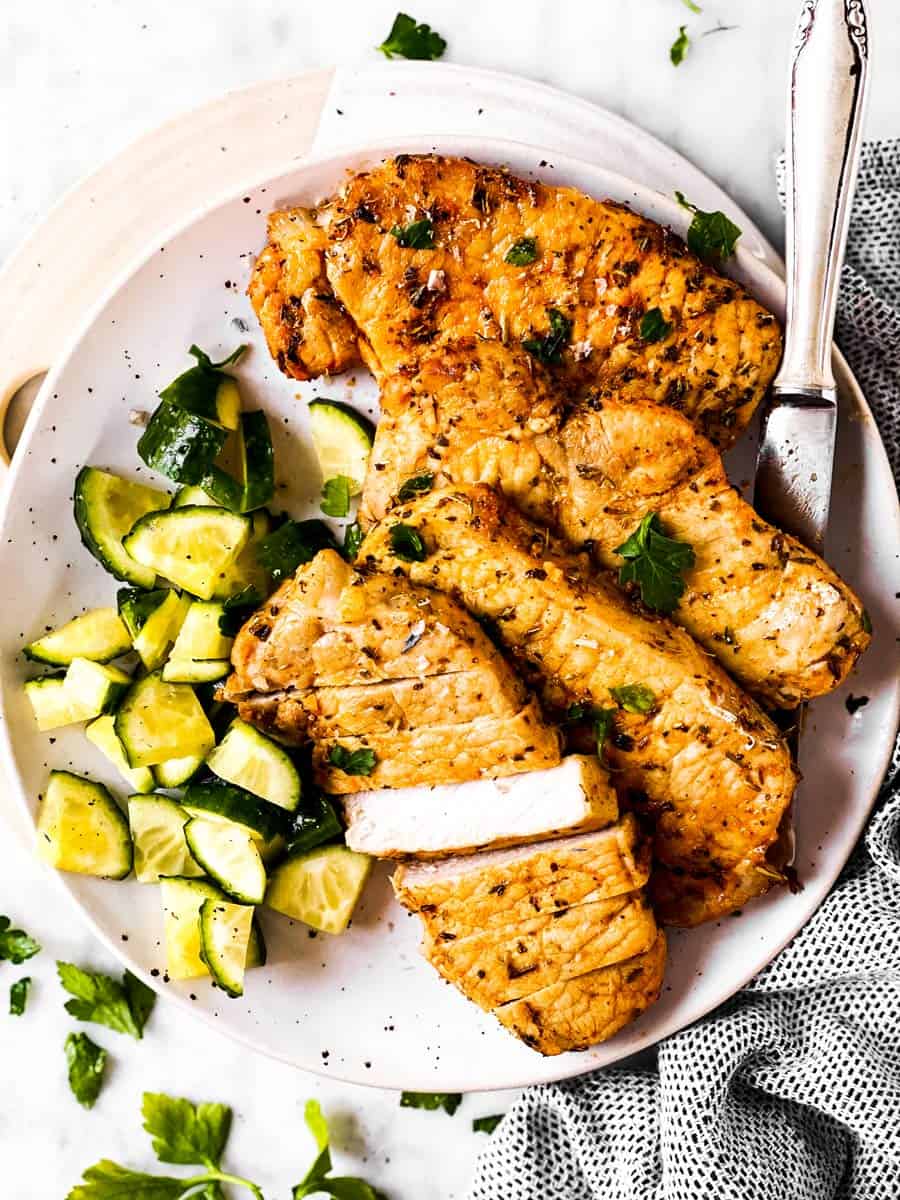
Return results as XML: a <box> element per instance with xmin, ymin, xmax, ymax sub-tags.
<box><xmin>393</xmin><ymin>813</ymin><xmax>649</xmax><ymax>938</ymax></box>
<box><xmin>493</xmin><ymin>930</ymin><xmax>667</xmax><ymax>1055</ymax></box>
<box><xmin>424</xmin><ymin>889</ymin><xmax>658</xmax><ymax>1009</ymax></box>
<box><xmin>342</xmin><ymin>753</ymin><xmax>617</xmax><ymax>858</ymax></box>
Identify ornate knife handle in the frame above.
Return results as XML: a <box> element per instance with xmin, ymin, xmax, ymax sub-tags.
<box><xmin>773</xmin><ymin>0</ymin><xmax>870</xmax><ymax>398</ymax></box>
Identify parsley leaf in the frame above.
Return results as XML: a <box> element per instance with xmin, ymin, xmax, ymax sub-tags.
<box><xmin>681</xmin><ymin>0</ymin><xmax>702</xmax><ymax>11</ymax></box>
<box><xmin>294</xmin><ymin>1099</ymin><xmax>387</xmax><ymax>1199</ymax></box>
<box><xmin>400</xmin><ymin>1091</ymin><xmax>462</xmax><ymax>1115</ymax></box>
<box><xmin>343</xmin><ymin>521</ymin><xmax>364</xmax><ymax>561</ymax></box>
<box><xmin>522</xmin><ymin>307</ymin><xmax>573</xmax><ymax>365</ymax></box>
<box><xmin>57</xmin><ymin>963</ymin><xmax>156</xmax><ymax>1039</ymax></box>
<box><xmin>66</xmin><ymin>1032</ymin><xmax>108</xmax><ymax>1110</ymax></box>
<box><xmin>377</xmin><ymin>12</ymin><xmax>446</xmax><ymax>61</ymax></box>
<box><xmin>66</xmin><ymin>1159</ymin><xmax>188</xmax><ymax>1200</ymax></box>
<box><xmin>321</xmin><ymin>475</ymin><xmax>352</xmax><ymax>519</ymax></box>
<box><xmin>390</xmin><ymin>218</ymin><xmax>435</xmax><ymax>249</ymax></box>
<box><xmin>219</xmin><ymin>585</ymin><xmax>264</xmax><ymax>637</ymax></box>
<box><xmin>397</xmin><ymin>472</ymin><xmax>434</xmax><ymax>502</ymax></box>
<box><xmin>473</xmin><ymin>1114</ymin><xmax>504</xmax><ymax>1134</ymax></box>
<box><xmin>0</xmin><ymin>915</ymin><xmax>41</xmax><ymax>964</ymax></box>
<box><xmin>504</xmin><ymin>237</ymin><xmax>538</xmax><ymax>266</ymax></box>
<box><xmin>142</xmin><ymin>1093</ymin><xmax>232</xmax><ymax>1167</ymax></box>
<box><xmin>610</xmin><ymin>684</ymin><xmax>658</xmax><ymax>715</ymax></box>
<box><xmin>614</xmin><ymin>512</ymin><xmax>695</xmax><ymax>613</ymax></box>
<box><xmin>389</xmin><ymin>523</ymin><xmax>427</xmax><ymax>562</ymax></box>
<box><xmin>9</xmin><ymin>976</ymin><xmax>31</xmax><ymax>1015</ymax></box>
<box><xmin>593</xmin><ymin>708</ymin><xmax>617</xmax><ymax>761</ymax></box>
<box><xmin>670</xmin><ymin>25</ymin><xmax>690</xmax><ymax>65</ymax></box>
<box><xmin>328</xmin><ymin>745</ymin><xmax>377</xmax><ymax>777</ymax></box>
<box><xmin>639</xmin><ymin>308</ymin><xmax>672</xmax><ymax>343</ymax></box>
<box><xmin>675</xmin><ymin>191</ymin><xmax>742</xmax><ymax>261</ymax></box>
<box><xmin>861</xmin><ymin>608</ymin><xmax>873</xmax><ymax>635</ymax></box>
<box><xmin>187</xmin><ymin>345</ymin><xmax>247</xmax><ymax>372</ymax></box>
<box><xmin>258</xmin><ymin>519</ymin><xmax>339</xmax><ymax>584</ymax></box>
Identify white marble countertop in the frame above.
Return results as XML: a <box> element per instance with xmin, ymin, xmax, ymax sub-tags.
<box><xmin>2</xmin><ymin>2</ymin><xmax>898</xmax><ymax>1197</ymax></box>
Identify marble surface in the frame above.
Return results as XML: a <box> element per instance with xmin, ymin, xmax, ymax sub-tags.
<box><xmin>2</xmin><ymin>2</ymin><xmax>899</xmax><ymax>1196</ymax></box>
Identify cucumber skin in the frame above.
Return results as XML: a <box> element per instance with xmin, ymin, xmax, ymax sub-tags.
<box><xmin>38</xmin><ymin>770</ymin><xmax>133</xmax><ymax>880</ymax></box>
<box><xmin>238</xmin><ymin>411</ymin><xmax>275</xmax><ymax>512</ymax></box>
<box><xmin>73</xmin><ymin>467</ymin><xmax>165</xmax><ymax>588</ymax></box>
<box><xmin>205</xmin><ymin>718</ymin><xmax>301</xmax><ymax>812</ymax></box>
<box><xmin>138</xmin><ymin>400</ymin><xmax>228</xmax><ymax>485</ymax></box>
<box><xmin>24</xmin><ymin>609</ymin><xmax>132</xmax><ymax>666</ymax></box>
<box><xmin>184</xmin><ymin>819</ymin><xmax>266</xmax><ymax>904</ymax></box>
<box><xmin>199</xmin><ymin>899</ymin><xmax>254</xmax><ymax>997</ymax></box>
<box><xmin>183</xmin><ymin>781</ymin><xmax>291</xmax><ymax>843</ymax></box>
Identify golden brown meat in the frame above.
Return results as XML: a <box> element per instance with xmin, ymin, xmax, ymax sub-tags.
<box><xmin>493</xmin><ymin>931</ymin><xmax>667</xmax><ymax>1055</ymax></box>
<box><xmin>360</xmin><ymin>485</ymin><xmax>798</xmax><ymax>920</ymax></box>
<box><xmin>358</xmin><ymin>343</ymin><xmax>869</xmax><ymax>708</ymax></box>
<box><xmin>249</xmin><ymin>155</ymin><xmax>782</xmax><ymax>446</ymax></box>
<box><xmin>224</xmin><ymin>549</ymin><xmax>561</xmax><ymax>792</ymax></box>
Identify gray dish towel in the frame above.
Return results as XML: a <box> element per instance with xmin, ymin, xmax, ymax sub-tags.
<box><xmin>468</xmin><ymin>141</ymin><xmax>900</xmax><ymax>1200</ymax></box>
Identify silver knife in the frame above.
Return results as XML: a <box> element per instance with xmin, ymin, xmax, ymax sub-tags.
<box><xmin>754</xmin><ymin>0</ymin><xmax>870</xmax><ymax>556</ymax></box>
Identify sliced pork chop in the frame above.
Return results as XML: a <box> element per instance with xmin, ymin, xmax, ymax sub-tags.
<box><xmin>342</xmin><ymin>753</ymin><xmax>617</xmax><ymax>858</ymax></box>
<box><xmin>360</xmin><ymin>485</ymin><xmax>798</xmax><ymax>921</ymax></box>
<box><xmin>393</xmin><ymin>813</ymin><xmax>649</xmax><ymax>938</ymax></box>
<box><xmin>494</xmin><ymin>931</ymin><xmax>667</xmax><ymax>1055</ymax></box>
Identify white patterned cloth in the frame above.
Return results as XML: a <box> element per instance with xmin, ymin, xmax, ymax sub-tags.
<box><xmin>468</xmin><ymin>141</ymin><xmax>900</xmax><ymax>1200</ymax></box>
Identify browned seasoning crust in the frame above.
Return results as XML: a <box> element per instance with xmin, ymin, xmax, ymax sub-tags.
<box><xmin>248</xmin><ymin>154</ymin><xmax>782</xmax><ymax>447</ymax></box>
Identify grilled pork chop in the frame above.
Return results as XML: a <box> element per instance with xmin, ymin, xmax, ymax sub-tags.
<box><xmin>358</xmin><ymin>337</ymin><xmax>869</xmax><ymax>708</ymax></box>
<box><xmin>249</xmin><ymin>155</ymin><xmax>782</xmax><ymax>447</ymax></box>
<box><xmin>224</xmin><ymin>549</ymin><xmax>561</xmax><ymax>793</ymax></box>
<box><xmin>360</xmin><ymin>485</ymin><xmax>798</xmax><ymax>923</ymax></box>
<box><xmin>343</xmin><ymin>753</ymin><xmax>617</xmax><ymax>858</ymax></box>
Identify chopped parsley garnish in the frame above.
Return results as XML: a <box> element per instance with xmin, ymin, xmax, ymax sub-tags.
<box><xmin>566</xmin><ymin>702</ymin><xmax>591</xmax><ymax>722</ymax></box>
<box><xmin>378</xmin><ymin>12</ymin><xmax>447</xmax><ymax>61</ymax></box>
<box><xmin>9</xmin><ymin>976</ymin><xmax>31</xmax><ymax>1015</ymax></box>
<box><xmin>257</xmin><ymin>519</ymin><xmax>339</xmax><ymax>584</ymax></box>
<box><xmin>320</xmin><ymin>474</ymin><xmax>352</xmax><ymax>519</ymax></box>
<box><xmin>522</xmin><ymin>307</ymin><xmax>573</xmax><ymax>365</ymax></box>
<box><xmin>328</xmin><ymin>745</ymin><xmax>377</xmax><ymax>777</ymax></box>
<box><xmin>670</xmin><ymin>25</ymin><xmax>690</xmax><ymax>65</ymax></box>
<box><xmin>504</xmin><ymin>237</ymin><xmax>538</xmax><ymax>266</ymax></box>
<box><xmin>594</xmin><ymin>708</ymin><xmax>617</xmax><ymax>760</ymax></box>
<box><xmin>389</xmin><ymin>523</ymin><xmax>427</xmax><ymax>562</ymax></box>
<box><xmin>66</xmin><ymin>1033</ymin><xmax>108</xmax><ymax>1110</ymax></box>
<box><xmin>473</xmin><ymin>1114</ymin><xmax>504</xmax><ymax>1134</ymax></box>
<box><xmin>397</xmin><ymin>472</ymin><xmax>435</xmax><ymax>501</ymax></box>
<box><xmin>639</xmin><ymin>308</ymin><xmax>672</xmax><ymax>343</ymax></box>
<box><xmin>390</xmin><ymin>218</ymin><xmax>436</xmax><ymax>249</ymax></box>
<box><xmin>610</xmin><ymin>684</ymin><xmax>658</xmax><ymax>715</ymax></box>
<box><xmin>675</xmin><ymin>191</ymin><xmax>742</xmax><ymax>261</ymax></box>
<box><xmin>57</xmin><ymin>962</ymin><xmax>155</xmax><ymax>1040</ymax></box>
<box><xmin>343</xmin><ymin>521</ymin><xmax>364</xmax><ymax>561</ymax></box>
<box><xmin>295</xmin><ymin>1099</ymin><xmax>387</xmax><ymax>1199</ymax></box>
<box><xmin>861</xmin><ymin>609</ymin><xmax>873</xmax><ymax>634</ymax></box>
<box><xmin>0</xmin><ymin>915</ymin><xmax>40</xmax><ymax>964</ymax></box>
<box><xmin>219</xmin><ymin>585</ymin><xmax>264</xmax><ymax>637</ymax></box>
<box><xmin>400</xmin><ymin>1091</ymin><xmax>462</xmax><ymax>1115</ymax></box>
<box><xmin>614</xmin><ymin>512</ymin><xmax>695</xmax><ymax>613</ymax></box>
<box><xmin>142</xmin><ymin>1092</ymin><xmax>233</xmax><ymax>1165</ymax></box>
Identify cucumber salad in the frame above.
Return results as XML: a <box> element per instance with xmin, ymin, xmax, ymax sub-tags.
<box><xmin>24</xmin><ymin>342</ymin><xmax>376</xmax><ymax>1000</ymax></box>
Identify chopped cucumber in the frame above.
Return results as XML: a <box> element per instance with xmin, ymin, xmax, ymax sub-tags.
<box><xmin>285</xmin><ymin>793</ymin><xmax>342</xmax><ymax>858</ymax></box>
<box><xmin>173</xmin><ymin>485</ymin><xmax>217</xmax><ymax>507</ymax></box>
<box><xmin>65</xmin><ymin>657</ymin><xmax>131</xmax><ymax>712</ymax></box>
<box><xmin>132</xmin><ymin>589</ymin><xmax>191</xmax><ymax>671</ymax></box>
<box><xmin>138</xmin><ymin>400</ymin><xmax>228</xmax><ymax>485</ymax></box>
<box><xmin>128</xmin><ymin>795</ymin><xmax>203</xmax><ymax>883</ymax></box>
<box><xmin>117</xmin><ymin>587</ymin><xmax>170</xmax><ymax>640</ymax></box>
<box><xmin>265</xmin><ymin>845</ymin><xmax>371</xmax><ymax>934</ymax></box>
<box><xmin>24</xmin><ymin>608</ymin><xmax>131</xmax><ymax>666</ymax></box>
<box><xmin>256</xmin><ymin>519</ymin><xmax>338</xmax><ymax>586</ymax></box>
<box><xmin>184</xmin><ymin>818</ymin><xmax>266</xmax><ymax>904</ymax></box>
<box><xmin>74</xmin><ymin>468</ymin><xmax>170</xmax><ymax>588</ymax></box>
<box><xmin>169</xmin><ymin>601</ymin><xmax>233</xmax><ymax>662</ymax></box>
<box><xmin>208</xmin><ymin>510</ymin><xmax>271</xmax><ymax>600</ymax></box>
<box><xmin>205</xmin><ymin>719</ymin><xmax>300</xmax><ymax>812</ymax></box>
<box><xmin>36</xmin><ymin>771</ymin><xmax>132</xmax><ymax>879</ymax></box>
<box><xmin>201</xmin><ymin>411</ymin><xmax>274</xmax><ymax>514</ymax></box>
<box><xmin>160</xmin><ymin>875</ymin><xmax>264</xmax><ymax>980</ymax></box>
<box><xmin>182</xmin><ymin>781</ymin><xmax>290</xmax><ymax>842</ymax></box>
<box><xmin>199</xmin><ymin>899</ymin><xmax>254</xmax><ymax>997</ymax></box>
<box><xmin>158</xmin><ymin>344</ymin><xmax>245</xmax><ymax>431</ymax></box>
<box><xmin>161</xmin><ymin>659</ymin><xmax>230</xmax><ymax>684</ymax></box>
<box><xmin>26</xmin><ymin>674</ymin><xmax>88</xmax><ymax>732</ymax></box>
<box><xmin>308</xmin><ymin>400</ymin><xmax>374</xmax><ymax>494</ymax></box>
<box><xmin>123</xmin><ymin>506</ymin><xmax>251</xmax><ymax>600</ymax></box>
<box><xmin>86</xmin><ymin>715</ymin><xmax>155</xmax><ymax>794</ymax></box>
<box><xmin>152</xmin><ymin>754</ymin><xmax>205</xmax><ymax>789</ymax></box>
<box><xmin>115</xmin><ymin>673</ymin><xmax>215</xmax><ymax>767</ymax></box>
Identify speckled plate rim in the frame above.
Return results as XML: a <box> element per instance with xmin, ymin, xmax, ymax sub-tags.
<box><xmin>0</xmin><ymin>133</ymin><xmax>897</xmax><ymax>1091</ymax></box>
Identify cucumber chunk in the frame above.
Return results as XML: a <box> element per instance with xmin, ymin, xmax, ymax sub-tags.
<box><xmin>152</xmin><ymin>755</ymin><xmax>205</xmax><ymax>789</ymax></box>
<box><xmin>169</xmin><ymin>601</ymin><xmax>233</xmax><ymax>662</ymax></box>
<box><xmin>74</xmin><ymin>468</ymin><xmax>170</xmax><ymax>588</ymax></box>
<box><xmin>265</xmin><ymin>845</ymin><xmax>371</xmax><ymax>934</ymax></box>
<box><xmin>182</xmin><ymin>781</ymin><xmax>290</xmax><ymax>842</ymax></box>
<box><xmin>138</xmin><ymin>400</ymin><xmax>228</xmax><ymax>485</ymax></box>
<box><xmin>183</xmin><ymin>817</ymin><xmax>266</xmax><ymax>904</ymax></box>
<box><xmin>208</xmin><ymin>509</ymin><xmax>271</xmax><ymax>600</ymax></box>
<box><xmin>115</xmin><ymin>673</ymin><xmax>215</xmax><ymax>767</ymax></box>
<box><xmin>308</xmin><ymin>400</ymin><xmax>374</xmax><ymax>494</ymax></box>
<box><xmin>117</xmin><ymin>587</ymin><xmax>170</xmax><ymax>640</ymax></box>
<box><xmin>173</xmin><ymin>485</ymin><xmax>217</xmax><ymax>508</ymax></box>
<box><xmin>132</xmin><ymin>589</ymin><xmax>191</xmax><ymax>671</ymax></box>
<box><xmin>123</xmin><ymin>506</ymin><xmax>251</xmax><ymax>600</ymax></box>
<box><xmin>161</xmin><ymin>659</ymin><xmax>230</xmax><ymax>684</ymax></box>
<box><xmin>158</xmin><ymin>344</ymin><xmax>245</xmax><ymax>431</ymax></box>
<box><xmin>160</xmin><ymin>876</ymin><xmax>223</xmax><ymax>979</ymax></box>
<box><xmin>285</xmin><ymin>793</ymin><xmax>342</xmax><ymax>858</ymax></box>
<box><xmin>36</xmin><ymin>771</ymin><xmax>132</xmax><ymax>879</ymax></box>
<box><xmin>201</xmin><ymin>411</ymin><xmax>275</xmax><ymax>514</ymax></box>
<box><xmin>25</xmin><ymin>608</ymin><xmax>131</xmax><ymax>666</ymax></box>
<box><xmin>86</xmin><ymin>715</ymin><xmax>155</xmax><ymax>794</ymax></box>
<box><xmin>205</xmin><ymin>719</ymin><xmax>301</xmax><ymax>812</ymax></box>
<box><xmin>128</xmin><ymin>795</ymin><xmax>203</xmax><ymax>883</ymax></box>
<box><xmin>256</xmin><ymin>519</ymin><xmax>338</xmax><ymax>586</ymax></box>
<box><xmin>64</xmin><ymin>657</ymin><xmax>131</xmax><ymax>712</ymax></box>
<box><xmin>199</xmin><ymin>899</ymin><xmax>254</xmax><ymax>997</ymax></box>
<box><xmin>25</xmin><ymin>674</ymin><xmax>88</xmax><ymax>732</ymax></box>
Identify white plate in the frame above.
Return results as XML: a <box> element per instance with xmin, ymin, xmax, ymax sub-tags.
<box><xmin>1</xmin><ymin>135</ymin><xmax>898</xmax><ymax>1092</ymax></box>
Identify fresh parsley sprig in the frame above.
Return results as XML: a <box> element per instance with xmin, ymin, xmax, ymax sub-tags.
<box><xmin>328</xmin><ymin>744</ymin><xmax>377</xmax><ymax>777</ymax></box>
<box><xmin>9</xmin><ymin>976</ymin><xmax>31</xmax><ymax>1015</ymax></box>
<box><xmin>472</xmin><ymin>1114</ymin><xmax>504</xmax><ymax>1134</ymax></box>
<box><xmin>66</xmin><ymin>1033</ymin><xmax>108</xmax><ymax>1110</ymax></box>
<box><xmin>521</xmin><ymin>307</ymin><xmax>573</xmax><ymax>365</ymax></box>
<box><xmin>294</xmin><ymin>1099</ymin><xmax>387</xmax><ymax>1199</ymax></box>
<box><xmin>57</xmin><ymin>962</ymin><xmax>156</xmax><ymax>1040</ymax></box>
<box><xmin>0</xmin><ymin>915</ymin><xmax>41</xmax><ymax>964</ymax></box>
<box><xmin>399</xmin><ymin>1091</ymin><xmax>462</xmax><ymax>1115</ymax></box>
<box><xmin>614</xmin><ymin>512</ymin><xmax>695</xmax><ymax>613</ymax></box>
<box><xmin>675</xmin><ymin>191</ymin><xmax>742</xmax><ymax>261</ymax></box>
<box><xmin>670</xmin><ymin>25</ymin><xmax>690</xmax><ymax>65</ymax></box>
<box><xmin>378</xmin><ymin>12</ymin><xmax>446</xmax><ymax>61</ymax></box>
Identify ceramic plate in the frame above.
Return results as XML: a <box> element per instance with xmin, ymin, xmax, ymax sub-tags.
<box><xmin>1</xmin><ymin>135</ymin><xmax>897</xmax><ymax>1091</ymax></box>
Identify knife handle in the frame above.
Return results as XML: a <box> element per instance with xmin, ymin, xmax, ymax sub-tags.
<box><xmin>773</xmin><ymin>0</ymin><xmax>870</xmax><ymax>399</ymax></box>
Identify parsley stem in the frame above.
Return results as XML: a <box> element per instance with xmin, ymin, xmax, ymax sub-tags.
<box><xmin>181</xmin><ymin>1169</ymin><xmax>264</xmax><ymax>1199</ymax></box>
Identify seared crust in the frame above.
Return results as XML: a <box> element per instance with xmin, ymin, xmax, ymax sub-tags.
<box><xmin>249</xmin><ymin>155</ymin><xmax>782</xmax><ymax>446</ymax></box>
